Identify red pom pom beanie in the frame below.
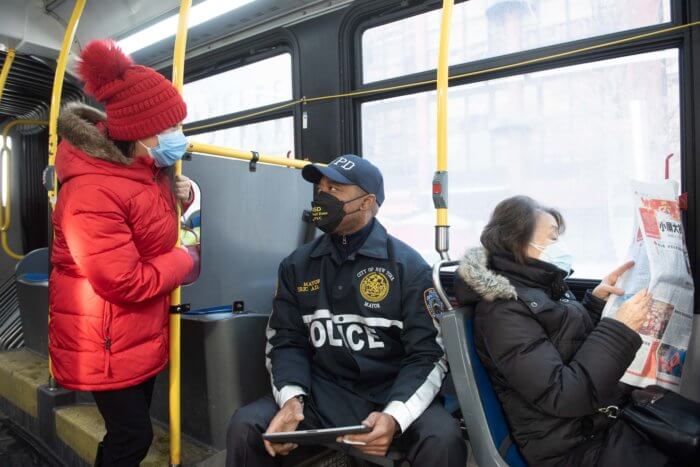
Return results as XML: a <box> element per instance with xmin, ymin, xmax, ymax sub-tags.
<box><xmin>76</xmin><ymin>39</ymin><xmax>187</xmax><ymax>141</ymax></box>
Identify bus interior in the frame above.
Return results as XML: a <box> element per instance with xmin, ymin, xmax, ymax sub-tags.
<box><xmin>0</xmin><ymin>0</ymin><xmax>699</xmax><ymax>466</ymax></box>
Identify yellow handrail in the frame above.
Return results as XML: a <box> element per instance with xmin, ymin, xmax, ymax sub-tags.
<box><xmin>0</xmin><ymin>120</ymin><xmax>49</xmax><ymax>260</ymax></box>
<box><xmin>434</xmin><ymin>0</ymin><xmax>453</xmax><ymax>259</ymax></box>
<box><xmin>170</xmin><ymin>1</ymin><xmax>191</xmax><ymax>465</ymax></box>
<box><xmin>188</xmin><ymin>141</ymin><xmax>315</xmax><ymax>170</ymax></box>
<box><xmin>47</xmin><ymin>0</ymin><xmax>86</xmax><ymax>209</ymax></box>
<box><xmin>0</xmin><ymin>48</ymin><xmax>16</xmax><ymax>104</ymax></box>
<box><xmin>46</xmin><ymin>0</ymin><xmax>86</xmax><ymax>388</ymax></box>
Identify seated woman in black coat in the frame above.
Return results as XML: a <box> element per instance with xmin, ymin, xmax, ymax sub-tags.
<box><xmin>454</xmin><ymin>195</ymin><xmax>678</xmax><ymax>467</ymax></box>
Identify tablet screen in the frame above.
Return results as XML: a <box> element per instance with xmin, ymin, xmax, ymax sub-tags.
<box><xmin>263</xmin><ymin>424</ymin><xmax>371</xmax><ymax>445</ymax></box>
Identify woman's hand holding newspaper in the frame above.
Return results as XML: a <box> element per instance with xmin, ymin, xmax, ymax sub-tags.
<box><xmin>614</xmin><ymin>289</ymin><xmax>652</xmax><ymax>332</ymax></box>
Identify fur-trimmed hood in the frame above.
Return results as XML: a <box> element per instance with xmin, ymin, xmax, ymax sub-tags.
<box><xmin>55</xmin><ymin>102</ymin><xmax>157</xmax><ymax>185</ymax></box>
<box><xmin>57</xmin><ymin>102</ymin><xmax>132</xmax><ymax>165</ymax></box>
<box><xmin>455</xmin><ymin>247</ymin><xmax>518</xmax><ymax>303</ymax></box>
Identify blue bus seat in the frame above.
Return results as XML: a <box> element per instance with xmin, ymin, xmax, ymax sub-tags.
<box><xmin>441</xmin><ymin>306</ymin><xmax>527</xmax><ymax>467</ymax></box>
<box><xmin>17</xmin><ymin>273</ymin><xmax>48</xmax><ymax>285</ymax></box>
<box><xmin>435</xmin><ymin>261</ymin><xmax>527</xmax><ymax>467</ymax></box>
<box><xmin>15</xmin><ymin>248</ymin><xmax>49</xmax><ymax>357</ymax></box>
<box><xmin>465</xmin><ymin>313</ymin><xmax>527</xmax><ymax>466</ymax></box>
<box><xmin>442</xmin><ymin>392</ymin><xmax>461</xmax><ymax>414</ymax></box>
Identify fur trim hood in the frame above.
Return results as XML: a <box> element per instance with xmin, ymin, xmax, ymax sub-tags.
<box><xmin>456</xmin><ymin>247</ymin><xmax>518</xmax><ymax>302</ymax></box>
<box><xmin>57</xmin><ymin>102</ymin><xmax>132</xmax><ymax>165</ymax></box>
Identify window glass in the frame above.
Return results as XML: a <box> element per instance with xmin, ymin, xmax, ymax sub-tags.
<box><xmin>362</xmin><ymin>0</ymin><xmax>671</xmax><ymax>83</ymax></box>
<box><xmin>362</xmin><ymin>49</ymin><xmax>680</xmax><ymax>278</ymax></box>
<box><xmin>194</xmin><ymin>117</ymin><xmax>295</xmax><ymax>158</ymax></box>
<box><xmin>184</xmin><ymin>53</ymin><xmax>293</xmax><ymax>123</ymax></box>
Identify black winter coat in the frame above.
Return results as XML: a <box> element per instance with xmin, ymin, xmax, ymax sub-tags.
<box><xmin>453</xmin><ymin>248</ymin><xmax>677</xmax><ymax>467</ymax></box>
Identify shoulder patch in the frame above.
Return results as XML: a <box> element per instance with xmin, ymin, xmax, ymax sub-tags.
<box><xmin>423</xmin><ymin>288</ymin><xmax>445</xmax><ymax>319</ymax></box>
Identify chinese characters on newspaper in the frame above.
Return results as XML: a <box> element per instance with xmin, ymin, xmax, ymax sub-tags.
<box><xmin>602</xmin><ymin>181</ymin><xmax>694</xmax><ymax>392</ymax></box>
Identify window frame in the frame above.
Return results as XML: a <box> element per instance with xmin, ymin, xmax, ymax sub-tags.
<box><xmin>340</xmin><ymin>0</ymin><xmax>692</xmax><ymax>283</ymax></box>
<box><xmin>352</xmin><ymin>0</ymin><xmax>677</xmax><ymax>88</ymax></box>
<box><xmin>186</xmin><ymin>115</ymin><xmax>297</xmax><ymax>161</ymax></box>
<box><xmin>164</xmin><ymin>30</ymin><xmax>302</xmax><ymax>158</ymax></box>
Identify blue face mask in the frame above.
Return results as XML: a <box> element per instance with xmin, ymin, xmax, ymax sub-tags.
<box><xmin>530</xmin><ymin>239</ymin><xmax>574</xmax><ymax>276</ymax></box>
<box><xmin>140</xmin><ymin>129</ymin><xmax>188</xmax><ymax>167</ymax></box>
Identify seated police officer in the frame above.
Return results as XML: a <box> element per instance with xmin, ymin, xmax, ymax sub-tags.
<box><xmin>226</xmin><ymin>155</ymin><xmax>466</xmax><ymax>466</ymax></box>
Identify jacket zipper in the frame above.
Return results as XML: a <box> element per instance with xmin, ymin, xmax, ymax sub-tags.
<box><xmin>103</xmin><ymin>304</ymin><xmax>112</xmax><ymax>377</ymax></box>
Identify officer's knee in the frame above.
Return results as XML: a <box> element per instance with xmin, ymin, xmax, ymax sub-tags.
<box><xmin>227</xmin><ymin>408</ymin><xmax>257</xmax><ymax>445</ymax></box>
<box><xmin>421</xmin><ymin>422</ymin><xmax>464</xmax><ymax>452</ymax></box>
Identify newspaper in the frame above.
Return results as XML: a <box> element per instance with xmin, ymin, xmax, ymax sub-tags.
<box><xmin>602</xmin><ymin>180</ymin><xmax>694</xmax><ymax>391</ymax></box>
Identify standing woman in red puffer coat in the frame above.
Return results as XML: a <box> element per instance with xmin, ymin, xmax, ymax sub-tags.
<box><xmin>49</xmin><ymin>40</ymin><xmax>195</xmax><ymax>466</ymax></box>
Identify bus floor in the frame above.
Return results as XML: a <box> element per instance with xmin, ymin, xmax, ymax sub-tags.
<box><xmin>0</xmin><ymin>409</ymin><xmax>60</xmax><ymax>467</ymax></box>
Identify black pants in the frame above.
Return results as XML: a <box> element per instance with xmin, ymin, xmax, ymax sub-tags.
<box><xmin>226</xmin><ymin>395</ymin><xmax>467</xmax><ymax>467</ymax></box>
<box><xmin>92</xmin><ymin>377</ymin><xmax>156</xmax><ymax>467</ymax></box>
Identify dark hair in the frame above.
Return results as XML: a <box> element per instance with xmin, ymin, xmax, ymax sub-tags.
<box><xmin>112</xmin><ymin>139</ymin><xmax>135</xmax><ymax>159</ymax></box>
<box><xmin>480</xmin><ymin>195</ymin><xmax>566</xmax><ymax>263</ymax></box>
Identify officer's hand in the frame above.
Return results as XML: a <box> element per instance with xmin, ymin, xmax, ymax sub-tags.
<box><xmin>338</xmin><ymin>412</ymin><xmax>397</xmax><ymax>457</ymax></box>
<box><xmin>263</xmin><ymin>398</ymin><xmax>304</xmax><ymax>457</ymax></box>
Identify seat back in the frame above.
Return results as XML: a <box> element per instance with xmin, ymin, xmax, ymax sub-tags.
<box><xmin>15</xmin><ymin>247</ymin><xmax>48</xmax><ymax>278</ymax></box>
<box><xmin>441</xmin><ymin>308</ymin><xmax>527</xmax><ymax>467</ymax></box>
<box><xmin>435</xmin><ymin>261</ymin><xmax>527</xmax><ymax>467</ymax></box>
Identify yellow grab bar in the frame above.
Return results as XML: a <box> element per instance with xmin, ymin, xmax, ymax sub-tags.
<box><xmin>0</xmin><ymin>120</ymin><xmax>48</xmax><ymax>260</ymax></box>
<box><xmin>46</xmin><ymin>0</ymin><xmax>86</xmax><ymax>388</ymax></box>
<box><xmin>436</xmin><ymin>0</ymin><xmax>452</xmax><ymax>176</ymax></box>
<box><xmin>434</xmin><ymin>0</ymin><xmax>453</xmax><ymax>259</ymax></box>
<box><xmin>170</xmin><ymin>1</ymin><xmax>191</xmax><ymax>465</ymax></box>
<box><xmin>0</xmin><ymin>48</ymin><xmax>16</xmax><ymax>104</ymax></box>
<box><xmin>47</xmin><ymin>0</ymin><xmax>86</xmax><ymax>210</ymax></box>
<box><xmin>187</xmin><ymin>141</ymin><xmax>315</xmax><ymax>170</ymax></box>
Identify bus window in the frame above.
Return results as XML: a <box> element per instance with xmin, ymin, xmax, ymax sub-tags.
<box><xmin>192</xmin><ymin>117</ymin><xmax>295</xmax><ymax>158</ymax></box>
<box><xmin>183</xmin><ymin>53</ymin><xmax>293</xmax><ymax>123</ymax></box>
<box><xmin>363</xmin><ymin>49</ymin><xmax>680</xmax><ymax>279</ymax></box>
<box><xmin>362</xmin><ymin>0</ymin><xmax>671</xmax><ymax>83</ymax></box>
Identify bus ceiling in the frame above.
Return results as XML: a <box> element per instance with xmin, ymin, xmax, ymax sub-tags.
<box><xmin>0</xmin><ymin>1</ymin><xmax>354</xmax><ymax>71</ymax></box>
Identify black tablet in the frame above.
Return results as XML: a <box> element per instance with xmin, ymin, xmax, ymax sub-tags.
<box><xmin>262</xmin><ymin>425</ymin><xmax>371</xmax><ymax>445</ymax></box>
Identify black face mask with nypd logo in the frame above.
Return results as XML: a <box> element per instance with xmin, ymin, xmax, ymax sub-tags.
<box><xmin>311</xmin><ymin>191</ymin><xmax>365</xmax><ymax>233</ymax></box>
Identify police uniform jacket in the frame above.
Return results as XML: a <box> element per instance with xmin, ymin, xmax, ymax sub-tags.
<box><xmin>266</xmin><ymin>220</ymin><xmax>447</xmax><ymax>432</ymax></box>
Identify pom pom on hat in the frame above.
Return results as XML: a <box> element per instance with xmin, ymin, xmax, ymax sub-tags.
<box><xmin>77</xmin><ymin>40</ymin><xmax>133</xmax><ymax>97</ymax></box>
<box><xmin>74</xmin><ymin>38</ymin><xmax>187</xmax><ymax>141</ymax></box>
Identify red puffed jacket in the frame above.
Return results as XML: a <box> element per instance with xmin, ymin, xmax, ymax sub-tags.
<box><xmin>49</xmin><ymin>103</ymin><xmax>193</xmax><ymax>391</ymax></box>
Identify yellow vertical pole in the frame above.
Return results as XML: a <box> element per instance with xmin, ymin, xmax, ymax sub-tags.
<box><xmin>434</xmin><ymin>0</ymin><xmax>453</xmax><ymax>259</ymax></box>
<box><xmin>47</xmin><ymin>0</ymin><xmax>87</xmax><ymax>386</ymax></box>
<box><xmin>48</xmin><ymin>0</ymin><xmax>86</xmax><ymax>209</ymax></box>
<box><xmin>0</xmin><ymin>48</ymin><xmax>16</xmax><ymax>104</ymax></box>
<box><xmin>170</xmin><ymin>1</ymin><xmax>191</xmax><ymax>465</ymax></box>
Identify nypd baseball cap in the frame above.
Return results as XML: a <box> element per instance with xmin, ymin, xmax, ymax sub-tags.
<box><xmin>302</xmin><ymin>154</ymin><xmax>385</xmax><ymax>206</ymax></box>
